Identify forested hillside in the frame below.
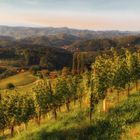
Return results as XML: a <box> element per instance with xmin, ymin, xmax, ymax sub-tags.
<box><xmin>0</xmin><ymin>34</ymin><xmax>140</xmax><ymax>73</ymax></box>
<box><xmin>67</xmin><ymin>36</ymin><xmax>140</xmax><ymax>52</ymax></box>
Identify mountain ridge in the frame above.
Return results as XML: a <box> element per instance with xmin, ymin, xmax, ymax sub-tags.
<box><xmin>0</xmin><ymin>25</ymin><xmax>140</xmax><ymax>39</ymax></box>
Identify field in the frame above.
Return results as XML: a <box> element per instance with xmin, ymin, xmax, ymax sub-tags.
<box><xmin>0</xmin><ymin>72</ymin><xmax>37</xmax><ymax>90</ymax></box>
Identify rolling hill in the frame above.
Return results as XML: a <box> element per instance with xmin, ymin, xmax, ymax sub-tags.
<box><xmin>0</xmin><ymin>26</ymin><xmax>140</xmax><ymax>39</ymax></box>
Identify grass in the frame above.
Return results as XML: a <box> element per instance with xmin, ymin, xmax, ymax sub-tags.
<box><xmin>7</xmin><ymin>107</ymin><xmax>91</xmax><ymax>140</ymax></box>
<box><xmin>121</xmin><ymin>123</ymin><xmax>140</xmax><ymax>140</ymax></box>
<box><xmin>0</xmin><ymin>72</ymin><xmax>37</xmax><ymax>90</ymax></box>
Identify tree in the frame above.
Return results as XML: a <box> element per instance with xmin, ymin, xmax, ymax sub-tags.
<box><xmin>131</xmin><ymin>51</ymin><xmax>140</xmax><ymax>91</ymax></box>
<box><xmin>125</xmin><ymin>49</ymin><xmax>133</xmax><ymax>95</ymax></box>
<box><xmin>17</xmin><ymin>93</ymin><xmax>35</xmax><ymax>130</ymax></box>
<box><xmin>72</xmin><ymin>53</ymin><xmax>77</xmax><ymax>74</ymax></box>
<box><xmin>23</xmin><ymin>49</ymin><xmax>30</xmax><ymax>66</ymax></box>
<box><xmin>1</xmin><ymin>91</ymin><xmax>35</xmax><ymax>137</ymax></box>
<box><xmin>92</xmin><ymin>55</ymin><xmax>113</xmax><ymax>98</ymax></box>
<box><xmin>111</xmin><ymin>49</ymin><xmax>130</xmax><ymax>100</ymax></box>
<box><xmin>67</xmin><ymin>75</ymin><xmax>80</xmax><ymax>107</ymax></box>
<box><xmin>6</xmin><ymin>83</ymin><xmax>15</xmax><ymax>90</ymax></box>
<box><xmin>33</xmin><ymin>80</ymin><xmax>51</xmax><ymax>124</ymax></box>
<box><xmin>92</xmin><ymin>54</ymin><xmax>114</xmax><ymax>112</ymax></box>
<box><xmin>77</xmin><ymin>71</ymin><xmax>90</xmax><ymax>108</ymax></box>
<box><xmin>29</xmin><ymin>65</ymin><xmax>40</xmax><ymax>75</ymax></box>
<box><xmin>0</xmin><ymin>101</ymin><xmax>6</xmax><ymax>136</ymax></box>
<box><xmin>55</xmin><ymin>77</ymin><xmax>71</xmax><ymax>112</ymax></box>
<box><xmin>113</xmin><ymin>58</ymin><xmax>130</xmax><ymax>100</ymax></box>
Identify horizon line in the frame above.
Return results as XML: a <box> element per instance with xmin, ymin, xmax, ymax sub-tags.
<box><xmin>0</xmin><ymin>24</ymin><xmax>140</xmax><ymax>32</ymax></box>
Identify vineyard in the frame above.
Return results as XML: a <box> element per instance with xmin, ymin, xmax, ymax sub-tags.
<box><xmin>0</xmin><ymin>49</ymin><xmax>140</xmax><ymax>140</ymax></box>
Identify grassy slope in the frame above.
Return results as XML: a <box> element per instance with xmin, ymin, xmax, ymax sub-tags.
<box><xmin>0</xmin><ymin>72</ymin><xmax>37</xmax><ymax>90</ymax></box>
<box><xmin>5</xmin><ymin>89</ymin><xmax>140</xmax><ymax>140</ymax></box>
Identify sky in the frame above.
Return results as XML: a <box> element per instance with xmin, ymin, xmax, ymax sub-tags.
<box><xmin>0</xmin><ymin>0</ymin><xmax>140</xmax><ymax>31</ymax></box>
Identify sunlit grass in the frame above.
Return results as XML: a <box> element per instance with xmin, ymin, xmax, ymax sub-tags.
<box><xmin>0</xmin><ymin>72</ymin><xmax>37</xmax><ymax>90</ymax></box>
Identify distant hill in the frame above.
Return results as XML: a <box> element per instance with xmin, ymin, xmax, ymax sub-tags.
<box><xmin>67</xmin><ymin>39</ymin><xmax>116</xmax><ymax>52</ymax></box>
<box><xmin>0</xmin><ymin>37</ymin><xmax>73</xmax><ymax>70</ymax></box>
<box><xmin>66</xmin><ymin>36</ymin><xmax>140</xmax><ymax>52</ymax></box>
<box><xmin>0</xmin><ymin>26</ymin><xmax>140</xmax><ymax>71</ymax></box>
<box><xmin>18</xmin><ymin>33</ymin><xmax>81</xmax><ymax>47</ymax></box>
<box><xmin>0</xmin><ymin>36</ymin><xmax>16</xmax><ymax>47</ymax></box>
<box><xmin>0</xmin><ymin>26</ymin><xmax>140</xmax><ymax>39</ymax></box>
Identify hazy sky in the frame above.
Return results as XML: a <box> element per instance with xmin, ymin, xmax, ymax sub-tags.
<box><xmin>0</xmin><ymin>0</ymin><xmax>140</xmax><ymax>30</ymax></box>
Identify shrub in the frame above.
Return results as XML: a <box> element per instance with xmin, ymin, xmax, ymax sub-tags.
<box><xmin>29</xmin><ymin>65</ymin><xmax>41</xmax><ymax>75</ymax></box>
<box><xmin>6</xmin><ymin>83</ymin><xmax>15</xmax><ymax>90</ymax></box>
